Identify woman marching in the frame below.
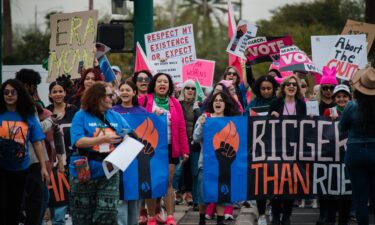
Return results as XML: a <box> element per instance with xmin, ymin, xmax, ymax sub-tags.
<box><xmin>0</xmin><ymin>79</ymin><xmax>49</xmax><ymax>225</ymax></box>
<box><xmin>340</xmin><ymin>66</ymin><xmax>375</xmax><ymax>225</ymax></box>
<box><xmin>194</xmin><ymin>91</ymin><xmax>240</xmax><ymax>225</ymax></box>
<box><xmin>138</xmin><ymin>73</ymin><xmax>189</xmax><ymax>225</ymax></box>
<box><xmin>269</xmin><ymin>75</ymin><xmax>306</xmax><ymax>225</ymax></box>
<box><xmin>69</xmin><ymin>82</ymin><xmax>131</xmax><ymax>225</ymax></box>
<box><xmin>112</xmin><ymin>80</ymin><xmax>148</xmax><ymax>225</ymax></box>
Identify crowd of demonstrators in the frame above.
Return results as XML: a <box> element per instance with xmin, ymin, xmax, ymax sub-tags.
<box><xmin>1</xmin><ymin>57</ymin><xmax>375</xmax><ymax>225</ymax></box>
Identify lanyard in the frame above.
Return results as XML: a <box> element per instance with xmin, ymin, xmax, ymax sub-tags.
<box><xmin>284</xmin><ymin>101</ymin><xmax>296</xmax><ymax>115</ymax></box>
<box><xmin>95</xmin><ymin>114</ymin><xmax>107</xmax><ymax>137</ymax></box>
<box><xmin>7</xmin><ymin>120</ymin><xmax>18</xmax><ymax>139</ymax></box>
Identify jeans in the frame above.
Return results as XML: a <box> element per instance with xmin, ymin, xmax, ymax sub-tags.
<box><xmin>0</xmin><ymin>169</ymin><xmax>27</xmax><ymax>225</ymax></box>
<box><xmin>190</xmin><ymin>151</ymin><xmax>200</xmax><ymax>204</ymax></box>
<box><xmin>50</xmin><ymin>205</ymin><xmax>68</xmax><ymax>225</ymax></box>
<box><xmin>345</xmin><ymin>142</ymin><xmax>375</xmax><ymax>225</ymax></box>
<box><xmin>172</xmin><ymin>159</ymin><xmax>183</xmax><ymax>191</ymax></box>
<box><xmin>117</xmin><ymin>200</ymin><xmax>141</xmax><ymax>225</ymax></box>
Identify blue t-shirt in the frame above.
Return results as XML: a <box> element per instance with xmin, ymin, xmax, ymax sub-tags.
<box><xmin>69</xmin><ymin>109</ymin><xmax>131</xmax><ymax>179</ymax></box>
<box><xmin>0</xmin><ymin>111</ymin><xmax>45</xmax><ymax>171</ymax></box>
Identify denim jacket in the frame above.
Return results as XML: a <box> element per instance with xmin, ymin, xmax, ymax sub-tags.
<box><xmin>339</xmin><ymin>101</ymin><xmax>375</xmax><ymax>144</ymax></box>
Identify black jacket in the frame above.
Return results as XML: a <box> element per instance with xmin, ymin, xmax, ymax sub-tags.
<box><xmin>268</xmin><ymin>97</ymin><xmax>306</xmax><ymax>116</ymax></box>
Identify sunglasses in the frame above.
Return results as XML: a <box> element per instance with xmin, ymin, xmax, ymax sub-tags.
<box><xmin>137</xmin><ymin>77</ymin><xmax>151</xmax><ymax>83</ymax></box>
<box><xmin>185</xmin><ymin>87</ymin><xmax>196</xmax><ymax>91</ymax></box>
<box><xmin>226</xmin><ymin>72</ymin><xmax>237</xmax><ymax>76</ymax></box>
<box><xmin>322</xmin><ymin>86</ymin><xmax>335</xmax><ymax>91</ymax></box>
<box><xmin>3</xmin><ymin>89</ymin><xmax>17</xmax><ymax>96</ymax></box>
<box><xmin>285</xmin><ymin>82</ymin><xmax>298</xmax><ymax>87</ymax></box>
<box><xmin>105</xmin><ymin>94</ymin><xmax>114</xmax><ymax>99</ymax></box>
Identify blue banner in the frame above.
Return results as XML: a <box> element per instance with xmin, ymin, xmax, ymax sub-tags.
<box><xmin>121</xmin><ymin>113</ymin><xmax>168</xmax><ymax>200</ymax></box>
<box><xmin>203</xmin><ymin>116</ymin><xmax>248</xmax><ymax>203</ymax></box>
<box><xmin>99</xmin><ymin>55</ymin><xmax>116</xmax><ymax>82</ymax></box>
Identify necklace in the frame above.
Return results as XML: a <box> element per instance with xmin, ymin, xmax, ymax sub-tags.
<box><xmin>284</xmin><ymin>101</ymin><xmax>296</xmax><ymax>115</ymax></box>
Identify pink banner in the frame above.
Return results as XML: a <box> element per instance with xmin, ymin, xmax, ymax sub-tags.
<box><xmin>246</xmin><ymin>36</ymin><xmax>293</xmax><ymax>63</ymax></box>
<box><xmin>279</xmin><ymin>46</ymin><xmax>311</xmax><ymax>67</ymax></box>
<box><xmin>182</xmin><ymin>59</ymin><xmax>215</xmax><ymax>88</ymax></box>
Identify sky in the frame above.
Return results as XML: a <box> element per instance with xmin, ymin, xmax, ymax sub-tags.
<box><xmin>11</xmin><ymin>0</ymin><xmax>306</xmax><ymax>31</ymax></box>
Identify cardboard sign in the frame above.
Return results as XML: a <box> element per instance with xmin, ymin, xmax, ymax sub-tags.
<box><xmin>311</xmin><ymin>35</ymin><xmax>368</xmax><ymax>74</ymax></box>
<box><xmin>226</xmin><ymin>20</ymin><xmax>258</xmax><ymax>59</ymax></box>
<box><xmin>152</xmin><ymin>60</ymin><xmax>183</xmax><ymax>84</ymax></box>
<box><xmin>279</xmin><ymin>45</ymin><xmax>321</xmax><ymax>74</ymax></box>
<box><xmin>246</xmin><ymin>36</ymin><xmax>293</xmax><ymax>64</ymax></box>
<box><xmin>341</xmin><ymin>19</ymin><xmax>375</xmax><ymax>54</ymax></box>
<box><xmin>182</xmin><ymin>59</ymin><xmax>215</xmax><ymax>88</ymax></box>
<box><xmin>327</xmin><ymin>36</ymin><xmax>367</xmax><ymax>80</ymax></box>
<box><xmin>144</xmin><ymin>24</ymin><xmax>196</xmax><ymax>65</ymax></box>
<box><xmin>48</xmin><ymin>10</ymin><xmax>98</xmax><ymax>82</ymax></box>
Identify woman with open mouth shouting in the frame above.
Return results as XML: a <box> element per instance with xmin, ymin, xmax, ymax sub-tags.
<box><xmin>138</xmin><ymin>73</ymin><xmax>189</xmax><ymax>225</ymax></box>
<box><xmin>268</xmin><ymin>75</ymin><xmax>307</xmax><ymax>225</ymax></box>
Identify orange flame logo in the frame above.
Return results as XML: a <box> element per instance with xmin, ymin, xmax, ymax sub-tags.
<box><xmin>134</xmin><ymin>118</ymin><xmax>159</xmax><ymax>150</ymax></box>
<box><xmin>213</xmin><ymin>121</ymin><xmax>239</xmax><ymax>156</ymax></box>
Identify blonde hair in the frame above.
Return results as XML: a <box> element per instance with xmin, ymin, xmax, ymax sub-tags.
<box><xmin>276</xmin><ymin>75</ymin><xmax>304</xmax><ymax>99</ymax></box>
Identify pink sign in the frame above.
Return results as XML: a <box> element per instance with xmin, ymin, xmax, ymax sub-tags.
<box><xmin>279</xmin><ymin>45</ymin><xmax>322</xmax><ymax>74</ymax></box>
<box><xmin>182</xmin><ymin>59</ymin><xmax>215</xmax><ymax>88</ymax></box>
<box><xmin>246</xmin><ymin>36</ymin><xmax>293</xmax><ymax>63</ymax></box>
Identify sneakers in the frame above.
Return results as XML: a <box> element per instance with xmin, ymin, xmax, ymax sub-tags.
<box><xmin>147</xmin><ymin>217</ymin><xmax>157</xmax><ymax>225</ymax></box>
<box><xmin>175</xmin><ymin>192</ymin><xmax>183</xmax><ymax>205</ymax></box>
<box><xmin>165</xmin><ymin>215</ymin><xmax>176</xmax><ymax>225</ymax></box>
<box><xmin>155</xmin><ymin>206</ymin><xmax>166</xmax><ymax>224</ymax></box>
<box><xmin>311</xmin><ymin>199</ymin><xmax>318</xmax><ymax>209</ymax></box>
<box><xmin>224</xmin><ymin>214</ymin><xmax>234</xmax><ymax>220</ymax></box>
<box><xmin>139</xmin><ymin>208</ymin><xmax>148</xmax><ymax>225</ymax></box>
<box><xmin>205</xmin><ymin>214</ymin><xmax>213</xmax><ymax>220</ymax></box>
<box><xmin>184</xmin><ymin>192</ymin><xmax>193</xmax><ymax>206</ymax></box>
<box><xmin>258</xmin><ymin>215</ymin><xmax>268</xmax><ymax>225</ymax></box>
<box><xmin>299</xmin><ymin>199</ymin><xmax>305</xmax><ymax>208</ymax></box>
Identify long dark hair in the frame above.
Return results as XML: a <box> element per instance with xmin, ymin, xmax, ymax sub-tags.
<box><xmin>48</xmin><ymin>81</ymin><xmax>66</xmax><ymax>103</ymax></box>
<box><xmin>73</xmin><ymin>68</ymin><xmax>103</xmax><ymax>102</ymax></box>
<box><xmin>117</xmin><ymin>80</ymin><xmax>139</xmax><ymax>106</ymax></box>
<box><xmin>252</xmin><ymin>75</ymin><xmax>279</xmax><ymax>99</ymax></box>
<box><xmin>207</xmin><ymin>92</ymin><xmax>238</xmax><ymax>116</ymax></box>
<box><xmin>354</xmin><ymin>90</ymin><xmax>375</xmax><ymax>135</ymax></box>
<box><xmin>0</xmin><ymin>79</ymin><xmax>36</xmax><ymax>121</ymax></box>
<box><xmin>147</xmin><ymin>73</ymin><xmax>174</xmax><ymax>96</ymax></box>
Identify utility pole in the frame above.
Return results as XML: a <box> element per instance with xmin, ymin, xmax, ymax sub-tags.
<box><xmin>133</xmin><ymin>0</ymin><xmax>153</xmax><ymax>51</ymax></box>
<box><xmin>34</xmin><ymin>5</ymin><xmax>37</xmax><ymax>32</ymax></box>
<box><xmin>89</xmin><ymin>0</ymin><xmax>93</xmax><ymax>10</ymax></box>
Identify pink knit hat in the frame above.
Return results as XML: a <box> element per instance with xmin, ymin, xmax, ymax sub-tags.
<box><xmin>320</xmin><ymin>66</ymin><xmax>338</xmax><ymax>85</ymax></box>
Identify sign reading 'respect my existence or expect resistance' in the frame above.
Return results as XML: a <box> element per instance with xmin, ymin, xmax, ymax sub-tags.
<box><xmin>144</xmin><ymin>24</ymin><xmax>196</xmax><ymax>65</ymax></box>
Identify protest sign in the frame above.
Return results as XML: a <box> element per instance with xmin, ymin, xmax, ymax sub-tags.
<box><xmin>246</xmin><ymin>36</ymin><xmax>293</xmax><ymax>64</ymax></box>
<box><xmin>144</xmin><ymin>24</ymin><xmax>196</xmax><ymax>64</ymax></box>
<box><xmin>95</xmin><ymin>42</ymin><xmax>111</xmax><ymax>59</ymax></box>
<box><xmin>121</xmin><ymin>114</ymin><xmax>168</xmax><ymax>200</ymax></box>
<box><xmin>203</xmin><ymin>116</ymin><xmax>248</xmax><ymax>203</ymax></box>
<box><xmin>248</xmin><ymin>116</ymin><xmax>351</xmax><ymax>199</ymax></box>
<box><xmin>48</xmin><ymin>168</ymin><xmax>70</xmax><ymax>207</ymax></box>
<box><xmin>311</xmin><ymin>35</ymin><xmax>368</xmax><ymax>77</ymax></box>
<box><xmin>327</xmin><ymin>36</ymin><xmax>367</xmax><ymax>80</ymax></box>
<box><xmin>341</xmin><ymin>19</ymin><xmax>375</xmax><ymax>54</ymax></box>
<box><xmin>103</xmin><ymin>136</ymin><xmax>145</xmax><ymax>179</ymax></box>
<box><xmin>226</xmin><ymin>20</ymin><xmax>258</xmax><ymax>59</ymax></box>
<box><xmin>279</xmin><ymin>45</ymin><xmax>322</xmax><ymax>74</ymax></box>
<box><xmin>48</xmin><ymin>10</ymin><xmax>98</xmax><ymax>82</ymax></box>
<box><xmin>182</xmin><ymin>59</ymin><xmax>215</xmax><ymax>88</ymax></box>
<box><xmin>306</xmin><ymin>100</ymin><xmax>320</xmax><ymax>116</ymax></box>
<box><xmin>152</xmin><ymin>60</ymin><xmax>183</xmax><ymax>83</ymax></box>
